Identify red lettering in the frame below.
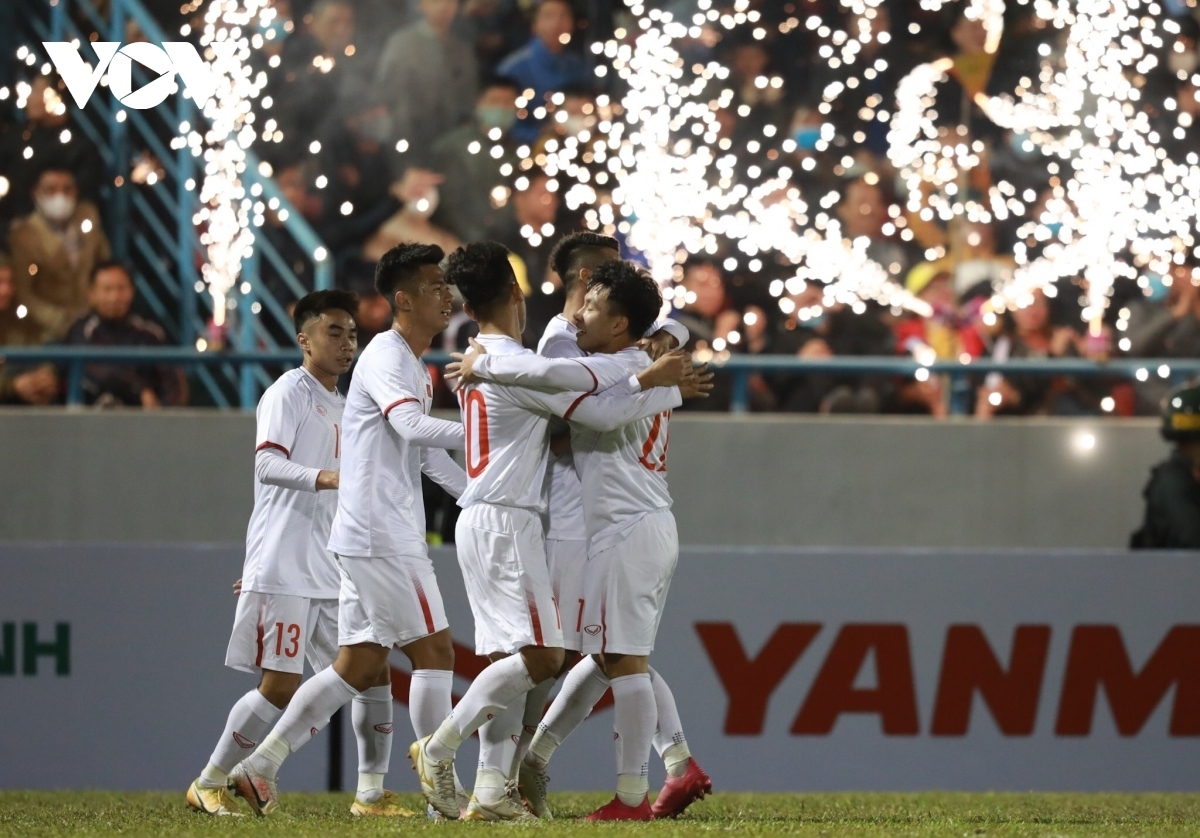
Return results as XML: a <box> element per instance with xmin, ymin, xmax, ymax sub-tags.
<box><xmin>465</xmin><ymin>389</ymin><xmax>490</xmax><ymax>478</ymax></box>
<box><xmin>1056</xmin><ymin>625</ymin><xmax>1200</xmax><ymax>736</ymax></box>
<box><xmin>792</xmin><ymin>624</ymin><xmax>919</xmax><ymax>735</ymax></box>
<box><xmin>931</xmin><ymin>625</ymin><xmax>1051</xmax><ymax>736</ymax></box>
<box><xmin>696</xmin><ymin>622</ymin><xmax>820</xmax><ymax>735</ymax></box>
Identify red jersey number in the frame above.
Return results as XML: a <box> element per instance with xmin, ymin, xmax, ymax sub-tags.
<box><xmin>637</xmin><ymin>411</ymin><xmax>670</xmax><ymax>473</ymax></box>
<box><xmin>465</xmin><ymin>389</ymin><xmax>491</xmax><ymax>478</ymax></box>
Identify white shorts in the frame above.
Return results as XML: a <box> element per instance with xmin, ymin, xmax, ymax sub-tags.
<box><xmin>337</xmin><ymin>553</ymin><xmax>449</xmax><ymax>649</ymax></box>
<box><xmin>581</xmin><ymin>510</ymin><xmax>678</xmax><ymax>656</ymax></box>
<box><xmin>547</xmin><ymin>538</ymin><xmax>587</xmax><ymax>652</ymax></box>
<box><xmin>455</xmin><ymin>503</ymin><xmax>564</xmax><ymax>656</ymax></box>
<box><xmin>225</xmin><ymin>591</ymin><xmax>339</xmax><ymax>675</ymax></box>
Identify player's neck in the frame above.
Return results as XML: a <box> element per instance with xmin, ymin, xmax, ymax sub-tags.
<box><xmin>477</xmin><ymin>308</ymin><xmax>522</xmax><ymax>343</ymax></box>
<box><xmin>302</xmin><ymin>358</ymin><xmax>339</xmax><ymax>392</ymax></box>
<box><xmin>562</xmin><ymin>286</ymin><xmax>587</xmax><ymax>322</ymax></box>
<box><xmin>592</xmin><ymin>334</ymin><xmax>636</xmax><ymax>355</ymax></box>
<box><xmin>392</xmin><ymin>318</ymin><xmax>435</xmax><ymax>357</ymax></box>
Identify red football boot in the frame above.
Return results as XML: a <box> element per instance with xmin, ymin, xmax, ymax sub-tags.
<box><xmin>585</xmin><ymin>795</ymin><xmax>652</xmax><ymax>821</ymax></box>
<box><xmin>650</xmin><ymin>758</ymin><xmax>712</xmax><ymax>819</ymax></box>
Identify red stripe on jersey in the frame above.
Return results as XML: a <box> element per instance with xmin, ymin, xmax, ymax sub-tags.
<box><xmin>527</xmin><ymin>589</ymin><xmax>544</xmax><ymax>646</ymax></box>
<box><xmin>411</xmin><ymin>571</ymin><xmax>436</xmax><ymax>634</ymax></box>
<box><xmin>563</xmin><ymin>392</ymin><xmax>591</xmax><ymax>420</ymax></box>
<box><xmin>576</xmin><ymin>599</ymin><xmax>585</xmax><ymax>633</ymax></box>
<box><xmin>256</xmin><ymin>441</ymin><xmax>290</xmax><ymax>457</ymax></box>
<box><xmin>254</xmin><ymin>606</ymin><xmax>265</xmax><ymax>667</ymax></box>
<box><xmin>571</xmin><ymin>359</ymin><xmax>599</xmax><ymax>393</ymax></box>
<box><xmin>383</xmin><ymin>397</ymin><xmax>419</xmax><ymax>419</ymax></box>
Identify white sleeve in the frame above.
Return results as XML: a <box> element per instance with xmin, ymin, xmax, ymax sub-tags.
<box><xmin>505</xmin><ymin>381</ymin><xmax>682</xmax><ymax>433</ymax></box>
<box><xmin>646</xmin><ymin>318</ymin><xmax>689</xmax><ymax>347</ymax></box>
<box><xmin>471</xmin><ymin>352</ymin><xmax>629</xmax><ymax>394</ymax></box>
<box><xmin>387</xmin><ymin>401</ymin><xmax>466</xmax><ymax>450</ymax></box>
<box><xmin>422</xmin><ymin>448</ymin><xmax>467</xmax><ymax>498</ymax></box>
<box><xmin>255</xmin><ymin>381</ymin><xmax>302</xmax><ymax>458</ymax></box>
<box><xmin>255</xmin><ymin>447</ymin><xmax>321</xmax><ymax>491</ymax></box>
<box><xmin>541</xmin><ymin>334</ymin><xmax>585</xmax><ymax>359</ymax></box>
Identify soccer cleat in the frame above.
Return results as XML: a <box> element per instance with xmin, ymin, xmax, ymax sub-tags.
<box><xmin>518</xmin><ymin>759</ymin><xmax>553</xmax><ymax>819</ymax></box>
<box><xmin>651</xmin><ymin>758</ymin><xmax>713</xmax><ymax>819</ymax></box>
<box><xmin>349</xmin><ymin>789</ymin><xmax>418</xmax><ymax>817</ymax></box>
<box><xmin>185</xmin><ymin>779</ymin><xmax>244</xmax><ymax>816</ymax></box>
<box><xmin>228</xmin><ymin>761</ymin><xmax>280</xmax><ymax>817</ymax></box>
<box><xmin>585</xmin><ymin>795</ymin><xmax>653</xmax><ymax>821</ymax></box>
<box><xmin>408</xmin><ymin>735</ymin><xmax>459</xmax><ymax>820</ymax></box>
<box><xmin>461</xmin><ymin>781</ymin><xmax>536</xmax><ymax>822</ymax></box>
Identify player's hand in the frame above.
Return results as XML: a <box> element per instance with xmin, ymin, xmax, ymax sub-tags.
<box><xmin>679</xmin><ymin>362</ymin><xmax>714</xmax><ymax>399</ymax></box>
<box><xmin>12</xmin><ymin>366</ymin><xmax>57</xmax><ymax>404</ymax></box>
<box><xmin>140</xmin><ymin>388</ymin><xmax>161</xmax><ymax>410</ymax></box>
<box><xmin>636</xmin><ymin>329</ymin><xmax>680</xmax><ymax>361</ymax></box>
<box><xmin>446</xmin><ymin>336</ymin><xmax>487</xmax><ymax>385</ymax></box>
<box><xmin>636</xmin><ymin>349</ymin><xmax>689</xmax><ymax>390</ymax></box>
<box><xmin>232</xmin><ymin>577</ymin><xmax>243</xmax><ymax>596</ymax></box>
<box><xmin>316</xmin><ymin>469</ymin><xmax>339</xmax><ymax>490</ymax></box>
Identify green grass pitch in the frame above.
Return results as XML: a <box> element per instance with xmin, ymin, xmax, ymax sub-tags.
<box><xmin>3</xmin><ymin>792</ymin><xmax>1200</xmax><ymax>836</ymax></box>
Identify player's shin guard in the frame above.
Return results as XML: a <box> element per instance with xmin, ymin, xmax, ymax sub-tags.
<box><xmin>475</xmin><ymin>701</ymin><xmax>523</xmax><ymax>805</ymax></box>
<box><xmin>610</xmin><ymin>673</ymin><xmax>654</xmax><ymax>807</ymax></box>
<box><xmin>649</xmin><ymin>667</ymin><xmax>692</xmax><ymax>777</ymax></box>
<box><xmin>249</xmin><ymin>668</ymin><xmax>358</xmax><ymax>779</ymax></box>
<box><xmin>352</xmin><ymin>684</ymin><xmax>394</xmax><ymax>803</ymax></box>
<box><xmin>201</xmin><ymin>688</ymin><xmax>283</xmax><ymax>787</ymax></box>
<box><xmin>526</xmin><ymin>655</ymin><xmax>609</xmax><ymax>769</ymax></box>
<box><xmin>426</xmin><ymin>656</ymin><xmax>535</xmax><ymax>761</ymax></box>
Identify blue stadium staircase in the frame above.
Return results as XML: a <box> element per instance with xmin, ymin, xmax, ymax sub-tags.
<box><xmin>9</xmin><ymin>0</ymin><xmax>330</xmax><ymax>407</ymax></box>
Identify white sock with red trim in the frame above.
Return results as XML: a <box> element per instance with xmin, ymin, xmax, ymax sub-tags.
<box><xmin>526</xmin><ymin>655</ymin><xmax>609</xmax><ymax>770</ymax></box>
<box><xmin>611</xmin><ymin>673</ymin><xmax>654</xmax><ymax>806</ymax></box>
<box><xmin>649</xmin><ymin>667</ymin><xmax>691</xmax><ymax>778</ymax></box>
<box><xmin>510</xmin><ymin>677</ymin><xmax>555</xmax><ymax>777</ymax></box>
<box><xmin>408</xmin><ymin>669</ymin><xmax>452</xmax><ymax>738</ymax></box>
<box><xmin>475</xmin><ymin>700</ymin><xmax>524</xmax><ymax>804</ymax></box>
<box><xmin>247</xmin><ymin>668</ymin><xmax>358</xmax><ymax>780</ymax></box>
<box><xmin>426</xmin><ymin>656</ymin><xmax>535</xmax><ymax>761</ymax></box>
<box><xmin>200</xmin><ymin>688</ymin><xmax>283</xmax><ymax>787</ymax></box>
<box><xmin>352</xmin><ymin>684</ymin><xmax>394</xmax><ymax>803</ymax></box>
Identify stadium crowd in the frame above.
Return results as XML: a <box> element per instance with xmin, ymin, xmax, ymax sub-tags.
<box><xmin>1</xmin><ymin>0</ymin><xmax>1199</xmax><ymax>416</ymax></box>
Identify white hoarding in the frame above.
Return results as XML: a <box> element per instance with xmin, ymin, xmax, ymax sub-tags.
<box><xmin>1</xmin><ymin>544</ymin><xmax>1197</xmax><ymax>791</ymax></box>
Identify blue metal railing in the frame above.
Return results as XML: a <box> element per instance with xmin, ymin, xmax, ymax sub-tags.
<box><xmin>6</xmin><ymin>348</ymin><xmax>1200</xmax><ymax>411</ymax></box>
<box><xmin>25</xmin><ymin>0</ymin><xmax>332</xmax><ymax>406</ymax></box>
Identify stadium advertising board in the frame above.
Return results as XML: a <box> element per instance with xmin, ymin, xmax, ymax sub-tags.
<box><xmin>1</xmin><ymin>544</ymin><xmax>1195</xmax><ymax>791</ymax></box>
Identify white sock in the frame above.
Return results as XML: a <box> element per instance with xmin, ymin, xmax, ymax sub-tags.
<box><xmin>611</xmin><ymin>673</ymin><xmax>654</xmax><ymax>806</ymax></box>
<box><xmin>426</xmin><ymin>656</ymin><xmax>535</xmax><ymax>761</ymax></box>
<box><xmin>649</xmin><ymin>668</ymin><xmax>691</xmax><ymax>777</ymax></box>
<box><xmin>247</xmin><ymin>668</ymin><xmax>358</xmax><ymax>779</ymax></box>
<box><xmin>353</xmin><ymin>684</ymin><xmax>393</xmax><ymax>802</ymax></box>
<box><xmin>200</xmin><ymin>688</ymin><xmax>283</xmax><ymax>787</ymax></box>
<box><xmin>475</xmin><ymin>700</ymin><xmax>523</xmax><ymax>804</ymax></box>
<box><xmin>408</xmin><ymin>669</ymin><xmax>452</xmax><ymax>739</ymax></box>
<box><xmin>527</xmin><ymin>656</ymin><xmax>609</xmax><ymax>769</ymax></box>
<box><xmin>511</xmin><ymin>677</ymin><xmax>555</xmax><ymax>777</ymax></box>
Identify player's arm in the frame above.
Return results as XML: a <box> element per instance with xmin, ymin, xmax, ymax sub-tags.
<box><xmin>253</xmin><ymin>383</ymin><xmax>332</xmax><ymax>491</ymax></box>
<box><xmin>363</xmin><ymin>350</ymin><xmax>466</xmax><ymax>449</ymax></box>
<box><xmin>255</xmin><ymin>447</ymin><xmax>336</xmax><ymax>491</ymax></box>
<box><xmin>421</xmin><ymin>448</ymin><xmax>467</xmax><ymax>499</ymax></box>
<box><xmin>638</xmin><ymin>319</ymin><xmax>691</xmax><ymax>359</ymax></box>
<box><xmin>508</xmin><ymin>381</ymin><xmax>681</xmax><ymax>433</ymax></box>
<box><xmin>461</xmin><ymin>349</ymin><xmax>628</xmax><ymax>394</ymax></box>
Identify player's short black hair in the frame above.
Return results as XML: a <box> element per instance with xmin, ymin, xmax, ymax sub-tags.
<box><xmin>293</xmin><ymin>289</ymin><xmax>359</xmax><ymax>334</ymax></box>
<box><xmin>375</xmin><ymin>243</ymin><xmax>445</xmax><ymax>315</ymax></box>
<box><xmin>550</xmin><ymin>232</ymin><xmax>619</xmax><ymax>293</ymax></box>
<box><xmin>88</xmin><ymin>259</ymin><xmax>131</xmax><ymax>286</ymax></box>
<box><xmin>586</xmin><ymin>260</ymin><xmax>662</xmax><ymax>339</ymax></box>
<box><xmin>444</xmin><ymin>242</ymin><xmax>515</xmax><ymax>320</ymax></box>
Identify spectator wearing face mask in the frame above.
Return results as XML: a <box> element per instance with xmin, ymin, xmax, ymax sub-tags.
<box><xmin>60</xmin><ymin>261</ymin><xmax>187</xmax><ymax>409</ymax></box>
<box><xmin>0</xmin><ymin>251</ymin><xmax>59</xmax><ymax>406</ymax></box>
<box><xmin>362</xmin><ymin>173</ymin><xmax>461</xmax><ymax>263</ymax></box>
<box><xmin>8</xmin><ymin>163</ymin><xmax>111</xmax><ymax>341</ymax></box>
<box><xmin>431</xmin><ymin>77</ymin><xmax>522</xmax><ymax>243</ymax></box>
<box><xmin>496</xmin><ymin>0</ymin><xmax>592</xmax><ymax>144</ymax></box>
<box><xmin>375</xmin><ymin>0</ymin><xmax>479</xmax><ymax>172</ymax></box>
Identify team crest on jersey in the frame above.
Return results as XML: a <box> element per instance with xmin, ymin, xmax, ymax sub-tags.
<box><xmin>584</xmin><ymin>625</ymin><xmax>602</xmax><ymax>636</ymax></box>
<box><xmin>315</xmin><ymin>403</ymin><xmax>328</xmax><ymax>416</ymax></box>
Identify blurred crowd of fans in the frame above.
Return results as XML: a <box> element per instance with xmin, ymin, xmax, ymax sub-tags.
<box><xmin>1</xmin><ymin>0</ymin><xmax>1199</xmax><ymax>415</ymax></box>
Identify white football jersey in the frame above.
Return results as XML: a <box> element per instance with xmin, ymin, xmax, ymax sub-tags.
<box><xmin>566</xmin><ymin>347</ymin><xmax>675</xmax><ymax>556</ymax></box>
<box><xmin>536</xmin><ymin>315</ymin><xmax>688</xmax><ymax>542</ymax></box>
<box><xmin>328</xmin><ymin>330</ymin><xmax>461</xmax><ymax>558</ymax></box>
<box><xmin>243</xmin><ymin>367</ymin><xmax>344</xmax><ymax>599</ymax></box>
<box><xmin>457</xmin><ymin>333</ymin><xmax>639</xmax><ymax>510</ymax></box>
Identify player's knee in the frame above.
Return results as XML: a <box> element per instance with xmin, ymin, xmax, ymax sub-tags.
<box><xmin>402</xmin><ymin>629</ymin><xmax>454</xmax><ymax>671</ymax></box>
<box><xmin>557</xmin><ymin>649</ymin><xmax>582</xmax><ymax>677</ymax></box>
<box><xmin>334</xmin><ymin>644</ymin><xmax>390</xmax><ymax>691</ymax></box>
<box><xmin>257</xmin><ymin>671</ymin><xmax>303</xmax><ymax>708</ymax></box>
<box><xmin>522</xmin><ymin>646</ymin><xmax>565</xmax><ymax>683</ymax></box>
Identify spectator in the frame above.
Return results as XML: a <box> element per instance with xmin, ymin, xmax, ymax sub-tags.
<box><xmin>363</xmin><ymin>175</ymin><xmax>461</xmax><ymax>263</ymax></box>
<box><xmin>0</xmin><ymin>75</ymin><xmax>103</xmax><ymax>232</ymax></box>
<box><xmin>1125</xmin><ymin>260</ymin><xmax>1200</xmax><ymax>359</ymax></box>
<box><xmin>8</xmin><ymin>163</ymin><xmax>111</xmax><ymax>341</ymax></box>
<box><xmin>455</xmin><ymin>0</ymin><xmax>529</xmax><ymax>70</ymax></box>
<box><xmin>1130</xmin><ymin>381</ymin><xmax>1200</xmax><ymax>549</ymax></box>
<box><xmin>0</xmin><ymin>252</ymin><xmax>58</xmax><ymax>405</ymax></box>
<box><xmin>485</xmin><ymin>172</ymin><xmax>561</xmax><ymax>341</ymax></box>
<box><xmin>431</xmin><ymin>77</ymin><xmax>521</xmax><ymax>243</ymax></box>
<box><xmin>673</xmin><ymin>256</ymin><xmax>729</xmax><ymax>351</ymax></box>
<box><xmin>375</xmin><ymin>0</ymin><xmax>479</xmax><ymax>172</ymax></box>
<box><xmin>836</xmin><ymin>174</ymin><xmax>913</xmax><ymax>283</ymax></box>
<box><xmin>60</xmin><ymin>261</ymin><xmax>186</xmax><ymax>408</ymax></box>
<box><xmin>497</xmin><ymin>0</ymin><xmax>592</xmax><ymax>144</ymax></box>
